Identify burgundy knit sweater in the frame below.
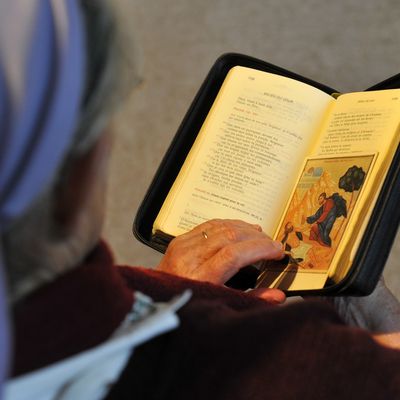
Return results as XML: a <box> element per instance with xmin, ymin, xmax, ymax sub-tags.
<box><xmin>11</xmin><ymin>242</ymin><xmax>400</xmax><ymax>399</ymax></box>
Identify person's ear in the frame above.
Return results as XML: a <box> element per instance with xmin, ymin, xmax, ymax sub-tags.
<box><xmin>52</xmin><ymin>131</ymin><xmax>112</xmax><ymax>236</ymax></box>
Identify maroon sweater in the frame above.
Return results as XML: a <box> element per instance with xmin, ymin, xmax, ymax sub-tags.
<box><xmin>12</xmin><ymin>242</ymin><xmax>400</xmax><ymax>399</ymax></box>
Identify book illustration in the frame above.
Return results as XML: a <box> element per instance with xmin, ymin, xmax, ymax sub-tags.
<box><xmin>264</xmin><ymin>154</ymin><xmax>375</xmax><ymax>274</ymax></box>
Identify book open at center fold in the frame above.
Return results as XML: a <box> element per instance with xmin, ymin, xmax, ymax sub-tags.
<box><xmin>133</xmin><ymin>54</ymin><xmax>400</xmax><ymax>295</ymax></box>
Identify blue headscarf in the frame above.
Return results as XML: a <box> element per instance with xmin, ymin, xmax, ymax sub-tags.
<box><xmin>0</xmin><ymin>0</ymin><xmax>86</xmax><ymax>397</ymax></box>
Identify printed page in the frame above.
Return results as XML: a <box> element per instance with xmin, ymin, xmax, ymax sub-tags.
<box><xmin>311</xmin><ymin>89</ymin><xmax>400</xmax><ymax>162</ymax></box>
<box><xmin>154</xmin><ymin>66</ymin><xmax>333</xmax><ymax>237</ymax></box>
<box><xmin>310</xmin><ymin>89</ymin><xmax>400</xmax><ymax>283</ymax></box>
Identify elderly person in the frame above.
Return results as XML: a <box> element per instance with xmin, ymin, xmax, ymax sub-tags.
<box><xmin>2</xmin><ymin>1</ymin><xmax>400</xmax><ymax>400</ymax></box>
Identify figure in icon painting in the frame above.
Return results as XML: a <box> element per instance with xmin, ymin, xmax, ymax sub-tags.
<box><xmin>281</xmin><ymin>221</ymin><xmax>316</xmax><ymax>269</ymax></box>
<box><xmin>306</xmin><ymin>192</ymin><xmax>347</xmax><ymax>247</ymax></box>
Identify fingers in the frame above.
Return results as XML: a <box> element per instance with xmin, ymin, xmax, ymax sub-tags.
<box><xmin>372</xmin><ymin>332</ymin><xmax>400</xmax><ymax>350</ymax></box>
<box><xmin>182</xmin><ymin>219</ymin><xmax>276</xmax><ymax>253</ymax></box>
<box><xmin>203</xmin><ymin>237</ymin><xmax>284</xmax><ymax>284</ymax></box>
<box><xmin>249</xmin><ymin>288</ymin><xmax>286</xmax><ymax>304</ymax></box>
<box><xmin>157</xmin><ymin>219</ymin><xmax>284</xmax><ymax>286</ymax></box>
<box><xmin>190</xmin><ymin>219</ymin><xmax>265</xmax><ymax>237</ymax></box>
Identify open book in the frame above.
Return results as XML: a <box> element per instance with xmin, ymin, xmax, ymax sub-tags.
<box><xmin>134</xmin><ymin>54</ymin><xmax>400</xmax><ymax>295</ymax></box>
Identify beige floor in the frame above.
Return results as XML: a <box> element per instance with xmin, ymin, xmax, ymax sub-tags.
<box><xmin>103</xmin><ymin>0</ymin><xmax>400</xmax><ymax>297</ymax></box>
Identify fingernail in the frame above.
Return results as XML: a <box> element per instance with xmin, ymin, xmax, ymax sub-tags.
<box><xmin>272</xmin><ymin>240</ymin><xmax>283</xmax><ymax>250</ymax></box>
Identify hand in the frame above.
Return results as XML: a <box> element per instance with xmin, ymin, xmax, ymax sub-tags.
<box><xmin>329</xmin><ymin>278</ymin><xmax>400</xmax><ymax>349</ymax></box>
<box><xmin>156</xmin><ymin>219</ymin><xmax>285</xmax><ymax>304</ymax></box>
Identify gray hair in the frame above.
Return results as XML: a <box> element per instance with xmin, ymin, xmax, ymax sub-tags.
<box><xmin>2</xmin><ymin>0</ymin><xmax>139</xmax><ymax>302</ymax></box>
<box><xmin>69</xmin><ymin>0</ymin><xmax>140</xmax><ymax>156</ymax></box>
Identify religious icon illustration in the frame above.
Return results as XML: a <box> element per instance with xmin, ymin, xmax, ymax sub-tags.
<box><xmin>269</xmin><ymin>154</ymin><xmax>375</xmax><ymax>273</ymax></box>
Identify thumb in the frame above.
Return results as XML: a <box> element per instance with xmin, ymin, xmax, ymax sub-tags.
<box><xmin>248</xmin><ymin>287</ymin><xmax>286</xmax><ymax>305</ymax></box>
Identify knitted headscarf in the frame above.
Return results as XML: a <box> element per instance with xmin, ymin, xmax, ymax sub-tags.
<box><xmin>0</xmin><ymin>0</ymin><xmax>86</xmax><ymax>396</ymax></box>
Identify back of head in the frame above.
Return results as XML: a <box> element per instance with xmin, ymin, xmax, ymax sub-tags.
<box><xmin>0</xmin><ymin>0</ymin><xmax>134</xmax><ymax>394</ymax></box>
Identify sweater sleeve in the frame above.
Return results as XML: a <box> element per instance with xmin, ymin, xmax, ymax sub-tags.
<box><xmin>108</xmin><ymin>266</ymin><xmax>400</xmax><ymax>400</ymax></box>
